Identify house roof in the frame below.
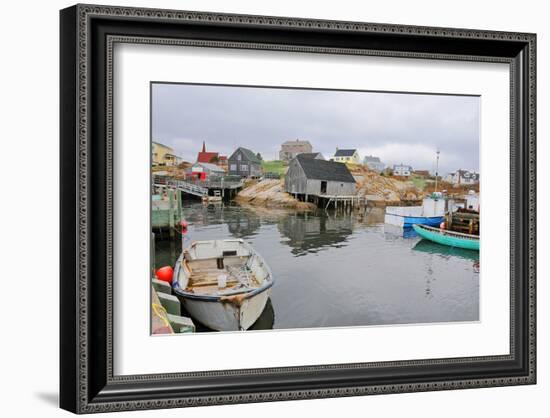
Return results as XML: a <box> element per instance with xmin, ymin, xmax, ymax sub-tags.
<box><xmin>296</xmin><ymin>154</ymin><xmax>355</xmax><ymax>183</ymax></box>
<box><xmin>192</xmin><ymin>162</ymin><xmax>225</xmax><ymax>172</ymax></box>
<box><xmin>334</xmin><ymin>149</ymin><xmax>357</xmax><ymax>157</ymax></box>
<box><xmin>231</xmin><ymin>147</ymin><xmax>261</xmax><ymax>163</ymax></box>
<box><xmin>197</xmin><ymin>151</ymin><xmax>219</xmax><ymax>163</ymax></box>
<box><xmin>152</xmin><ymin>141</ymin><xmax>173</xmax><ymax>150</ymax></box>
<box><xmin>393</xmin><ymin>164</ymin><xmax>413</xmax><ymax>170</ymax></box>
<box><xmin>363</xmin><ymin>155</ymin><xmax>381</xmax><ymax>163</ymax></box>
<box><xmin>454</xmin><ymin>169</ymin><xmax>479</xmax><ymax>180</ymax></box>
<box><xmin>298</xmin><ymin>152</ymin><xmax>323</xmax><ymax>159</ymax></box>
<box><xmin>282</xmin><ymin>139</ymin><xmax>311</xmax><ymax>146</ymax></box>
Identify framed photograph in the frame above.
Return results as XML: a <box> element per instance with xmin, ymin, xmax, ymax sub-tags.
<box><xmin>60</xmin><ymin>4</ymin><xmax>536</xmax><ymax>414</ymax></box>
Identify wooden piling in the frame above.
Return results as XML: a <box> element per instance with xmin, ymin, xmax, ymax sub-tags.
<box><xmin>168</xmin><ymin>189</ymin><xmax>175</xmax><ymax>238</ymax></box>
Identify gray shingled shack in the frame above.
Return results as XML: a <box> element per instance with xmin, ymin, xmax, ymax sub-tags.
<box><xmin>285</xmin><ymin>154</ymin><xmax>356</xmax><ymax>197</ymax></box>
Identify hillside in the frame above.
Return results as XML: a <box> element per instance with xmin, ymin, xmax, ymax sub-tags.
<box><xmin>351</xmin><ymin>166</ymin><xmax>423</xmax><ymax>204</ymax></box>
<box><xmin>236</xmin><ymin>168</ymin><xmax>425</xmax><ymax>210</ymax></box>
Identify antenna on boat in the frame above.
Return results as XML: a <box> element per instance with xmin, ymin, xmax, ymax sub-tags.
<box><xmin>434</xmin><ymin>149</ymin><xmax>440</xmax><ymax>193</ymax></box>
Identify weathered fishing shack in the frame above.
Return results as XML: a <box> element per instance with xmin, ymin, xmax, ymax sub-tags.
<box><xmin>285</xmin><ymin>154</ymin><xmax>359</xmax><ymax>209</ymax></box>
<box><xmin>228</xmin><ymin>147</ymin><xmax>262</xmax><ymax>178</ymax></box>
<box><xmin>188</xmin><ymin>162</ymin><xmax>225</xmax><ymax>181</ymax></box>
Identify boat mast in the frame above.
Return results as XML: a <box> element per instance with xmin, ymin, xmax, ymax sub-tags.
<box><xmin>434</xmin><ymin>149</ymin><xmax>440</xmax><ymax>193</ymax></box>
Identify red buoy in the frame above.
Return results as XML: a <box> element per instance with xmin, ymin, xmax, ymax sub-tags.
<box><xmin>180</xmin><ymin>219</ymin><xmax>189</xmax><ymax>235</ymax></box>
<box><xmin>155</xmin><ymin>266</ymin><xmax>173</xmax><ymax>284</ymax></box>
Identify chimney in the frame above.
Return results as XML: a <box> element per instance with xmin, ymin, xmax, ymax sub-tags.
<box><xmin>201</xmin><ymin>141</ymin><xmax>206</xmax><ymax>152</ymax></box>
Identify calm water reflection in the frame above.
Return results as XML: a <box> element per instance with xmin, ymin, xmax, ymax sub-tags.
<box><xmin>155</xmin><ymin>202</ymin><xmax>479</xmax><ymax>331</ymax></box>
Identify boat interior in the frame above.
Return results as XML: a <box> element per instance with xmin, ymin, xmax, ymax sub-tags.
<box><xmin>180</xmin><ymin>253</ymin><xmax>264</xmax><ymax>297</ymax></box>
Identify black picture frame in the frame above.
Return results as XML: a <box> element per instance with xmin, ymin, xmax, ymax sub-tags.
<box><xmin>60</xmin><ymin>4</ymin><xmax>536</xmax><ymax>414</ymax></box>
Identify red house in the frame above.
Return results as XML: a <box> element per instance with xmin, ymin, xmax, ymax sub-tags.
<box><xmin>197</xmin><ymin>141</ymin><xmax>219</xmax><ymax>163</ymax></box>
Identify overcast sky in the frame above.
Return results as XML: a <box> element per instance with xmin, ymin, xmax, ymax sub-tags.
<box><xmin>152</xmin><ymin>83</ymin><xmax>480</xmax><ymax>174</ymax></box>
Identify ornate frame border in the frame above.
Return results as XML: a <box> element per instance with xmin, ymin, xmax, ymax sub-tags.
<box><xmin>60</xmin><ymin>4</ymin><xmax>536</xmax><ymax>414</ymax></box>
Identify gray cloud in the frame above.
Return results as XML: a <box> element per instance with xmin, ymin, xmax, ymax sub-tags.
<box><xmin>152</xmin><ymin>83</ymin><xmax>479</xmax><ymax>174</ymax></box>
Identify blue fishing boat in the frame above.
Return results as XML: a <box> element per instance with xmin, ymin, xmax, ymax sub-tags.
<box><xmin>412</xmin><ymin>224</ymin><xmax>479</xmax><ymax>251</ymax></box>
<box><xmin>385</xmin><ymin>197</ymin><xmax>445</xmax><ymax>228</ymax></box>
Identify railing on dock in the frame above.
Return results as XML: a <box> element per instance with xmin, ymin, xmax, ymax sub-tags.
<box><xmin>153</xmin><ymin>176</ymin><xmax>244</xmax><ymax>197</ymax></box>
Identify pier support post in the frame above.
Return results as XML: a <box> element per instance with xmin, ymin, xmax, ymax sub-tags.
<box><xmin>168</xmin><ymin>189</ymin><xmax>175</xmax><ymax>239</ymax></box>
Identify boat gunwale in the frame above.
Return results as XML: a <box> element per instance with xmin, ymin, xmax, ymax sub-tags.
<box><xmin>413</xmin><ymin>224</ymin><xmax>479</xmax><ymax>241</ymax></box>
<box><xmin>385</xmin><ymin>213</ymin><xmax>444</xmax><ymax>220</ymax></box>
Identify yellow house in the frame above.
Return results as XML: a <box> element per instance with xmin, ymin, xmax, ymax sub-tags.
<box><xmin>152</xmin><ymin>141</ymin><xmax>180</xmax><ymax>166</ymax></box>
<box><xmin>332</xmin><ymin>148</ymin><xmax>360</xmax><ymax>164</ymax></box>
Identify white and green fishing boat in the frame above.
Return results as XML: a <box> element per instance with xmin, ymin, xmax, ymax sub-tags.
<box><xmin>412</xmin><ymin>224</ymin><xmax>479</xmax><ymax>251</ymax></box>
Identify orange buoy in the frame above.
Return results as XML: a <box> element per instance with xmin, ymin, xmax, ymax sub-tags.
<box><xmin>156</xmin><ymin>266</ymin><xmax>174</xmax><ymax>284</ymax></box>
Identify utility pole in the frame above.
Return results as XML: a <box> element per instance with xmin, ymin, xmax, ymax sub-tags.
<box><xmin>435</xmin><ymin>149</ymin><xmax>440</xmax><ymax>193</ymax></box>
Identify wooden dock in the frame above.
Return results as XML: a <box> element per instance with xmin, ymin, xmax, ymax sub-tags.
<box><xmin>152</xmin><ymin>189</ymin><xmax>182</xmax><ymax>237</ymax></box>
<box><xmin>154</xmin><ymin>177</ymin><xmax>244</xmax><ymax>200</ymax></box>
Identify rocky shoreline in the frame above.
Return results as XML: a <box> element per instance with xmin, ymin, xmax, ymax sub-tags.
<box><xmin>235</xmin><ymin>179</ymin><xmax>316</xmax><ymax>210</ymax></box>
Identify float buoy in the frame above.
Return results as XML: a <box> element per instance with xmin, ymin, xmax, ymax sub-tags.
<box><xmin>155</xmin><ymin>266</ymin><xmax>173</xmax><ymax>284</ymax></box>
<box><xmin>440</xmin><ymin>222</ymin><xmax>446</xmax><ymax>230</ymax></box>
<box><xmin>180</xmin><ymin>219</ymin><xmax>189</xmax><ymax>234</ymax></box>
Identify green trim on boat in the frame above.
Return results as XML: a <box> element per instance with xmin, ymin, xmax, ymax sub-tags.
<box><xmin>412</xmin><ymin>224</ymin><xmax>479</xmax><ymax>251</ymax></box>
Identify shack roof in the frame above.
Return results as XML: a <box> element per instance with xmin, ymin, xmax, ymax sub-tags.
<box><xmin>231</xmin><ymin>147</ymin><xmax>262</xmax><ymax>163</ymax></box>
<box><xmin>296</xmin><ymin>154</ymin><xmax>355</xmax><ymax>183</ymax></box>
<box><xmin>334</xmin><ymin>149</ymin><xmax>357</xmax><ymax>157</ymax></box>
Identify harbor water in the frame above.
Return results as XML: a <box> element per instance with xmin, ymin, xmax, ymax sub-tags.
<box><xmin>155</xmin><ymin>202</ymin><xmax>479</xmax><ymax>331</ymax></box>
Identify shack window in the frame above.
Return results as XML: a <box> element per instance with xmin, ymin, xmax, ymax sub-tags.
<box><xmin>241</xmin><ymin>164</ymin><xmax>248</xmax><ymax>171</ymax></box>
<box><xmin>320</xmin><ymin>181</ymin><xmax>327</xmax><ymax>194</ymax></box>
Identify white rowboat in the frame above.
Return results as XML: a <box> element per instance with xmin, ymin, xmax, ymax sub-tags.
<box><xmin>172</xmin><ymin>239</ymin><xmax>273</xmax><ymax>331</ymax></box>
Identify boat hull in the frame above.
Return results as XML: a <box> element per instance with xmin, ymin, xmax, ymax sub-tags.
<box><xmin>385</xmin><ymin>213</ymin><xmax>444</xmax><ymax>228</ymax></box>
<box><xmin>176</xmin><ymin>288</ymin><xmax>271</xmax><ymax>331</ymax></box>
<box><xmin>413</xmin><ymin>224</ymin><xmax>479</xmax><ymax>251</ymax></box>
<box><xmin>172</xmin><ymin>239</ymin><xmax>274</xmax><ymax>331</ymax></box>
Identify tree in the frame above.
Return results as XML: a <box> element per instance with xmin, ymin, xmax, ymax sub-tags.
<box><xmin>256</xmin><ymin>152</ymin><xmax>263</xmax><ymax>161</ymax></box>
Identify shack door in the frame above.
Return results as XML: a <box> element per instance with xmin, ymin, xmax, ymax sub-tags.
<box><xmin>320</xmin><ymin>181</ymin><xmax>327</xmax><ymax>194</ymax></box>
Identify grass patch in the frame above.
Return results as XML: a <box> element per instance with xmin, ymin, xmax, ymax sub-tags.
<box><xmin>261</xmin><ymin>160</ymin><xmax>288</xmax><ymax>176</ymax></box>
<box><xmin>410</xmin><ymin>176</ymin><xmax>427</xmax><ymax>190</ymax></box>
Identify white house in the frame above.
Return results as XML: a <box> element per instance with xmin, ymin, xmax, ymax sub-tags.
<box><xmin>393</xmin><ymin>164</ymin><xmax>413</xmax><ymax>177</ymax></box>
<box><xmin>332</xmin><ymin>148</ymin><xmax>360</xmax><ymax>164</ymax></box>
<box><xmin>445</xmin><ymin>169</ymin><xmax>480</xmax><ymax>185</ymax></box>
<box><xmin>363</xmin><ymin>155</ymin><xmax>385</xmax><ymax>172</ymax></box>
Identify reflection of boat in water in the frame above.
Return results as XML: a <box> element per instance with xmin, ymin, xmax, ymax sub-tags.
<box><xmin>412</xmin><ymin>239</ymin><xmax>479</xmax><ymax>261</ymax></box>
<box><xmin>384</xmin><ymin>224</ymin><xmax>419</xmax><ymax>239</ymax></box>
<box><xmin>172</xmin><ymin>239</ymin><xmax>274</xmax><ymax>331</ymax></box>
<box><xmin>412</xmin><ymin>224</ymin><xmax>479</xmax><ymax>251</ymax></box>
<box><xmin>248</xmin><ymin>298</ymin><xmax>275</xmax><ymax>330</ymax></box>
